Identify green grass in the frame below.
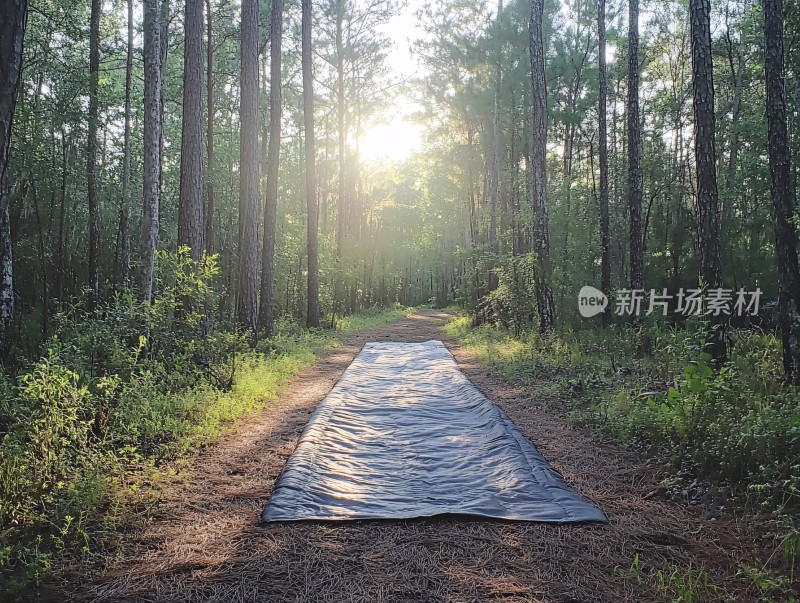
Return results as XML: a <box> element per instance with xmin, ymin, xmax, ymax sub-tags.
<box><xmin>443</xmin><ymin>315</ymin><xmax>637</xmax><ymax>385</ymax></box>
<box><xmin>336</xmin><ymin>304</ymin><xmax>412</xmax><ymax>332</ymax></box>
<box><xmin>617</xmin><ymin>553</ymin><xmax>715</xmax><ymax>603</ymax></box>
<box><xmin>178</xmin><ymin>305</ymin><xmax>411</xmax><ymax>451</ymax></box>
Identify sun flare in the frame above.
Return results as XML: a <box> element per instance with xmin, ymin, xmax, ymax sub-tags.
<box><xmin>357</xmin><ymin>114</ymin><xmax>424</xmax><ymax>163</ymax></box>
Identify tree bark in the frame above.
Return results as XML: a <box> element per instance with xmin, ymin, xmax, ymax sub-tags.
<box><xmin>721</xmin><ymin>17</ymin><xmax>743</xmax><ymax>226</ymax></box>
<box><xmin>690</xmin><ymin>0</ymin><xmax>726</xmax><ymax>362</ymax></box>
<box><xmin>598</xmin><ymin>0</ymin><xmax>611</xmax><ymax>326</ymax></box>
<box><xmin>87</xmin><ymin>0</ymin><xmax>101</xmax><ymax>308</ymax></box>
<box><xmin>259</xmin><ymin>0</ymin><xmax>285</xmax><ymax>337</ymax></box>
<box><xmin>0</xmin><ymin>0</ymin><xmax>26</xmax><ymax>355</ymax></box>
<box><xmin>178</xmin><ymin>0</ymin><xmax>205</xmax><ymax>260</ymax></box>
<box><xmin>764</xmin><ymin>0</ymin><xmax>800</xmax><ymax>382</ymax></box>
<box><xmin>140</xmin><ymin>0</ymin><xmax>162</xmax><ymax>304</ymax></box>
<box><xmin>488</xmin><ymin>0</ymin><xmax>503</xmax><ymax>292</ymax></box>
<box><xmin>627</xmin><ymin>0</ymin><xmax>644</xmax><ymax>291</ymax></box>
<box><xmin>237</xmin><ymin>0</ymin><xmax>260</xmax><ymax>334</ymax></box>
<box><xmin>303</xmin><ymin>0</ymin><xmax>320</xmax><ymax>328</ymax></box>
<box><xmin>336</xmin><ymin>0</ymin><xmax>346</xmax><ymax>259</ymax></box>
<box><xmin>205</xmin><ymin>0</ymin><xmax>215</xmax><ymax>253</ymax></box>
<box><xmin>529</xmin><ymin>0</ymin><xmax>555</xmax><ymax>331</ymax></box>
<box><xmin>119</xmin><ymin>0</ymin><xmax>133</xmax><ymax>287</ymax></box>
<box><xmin>56</xmin><ymin>132</ymin><xmax>69</xmax><ymax>304</ymax></box>
<box><xmin>332</xmin><ymin>0</ymin><xmax>346</xmax><ymax>322</ymax></box>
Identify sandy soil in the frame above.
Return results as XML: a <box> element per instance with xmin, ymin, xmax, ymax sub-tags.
<box><xmin>61</xmin><ymin>310</ymin><xmax>771</xmax><ymax>602</ymax></box>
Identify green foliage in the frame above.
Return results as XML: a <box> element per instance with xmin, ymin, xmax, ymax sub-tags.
<box><xmin>335</xmin><ymin>304</ymin><xmax>412</xmax><ymax>333</ymax></box>
<box><xmin>450</xmin><ymin>312</ymin><xmax>800</xmax><ymax>594</ymax></box>
<box><xmin>447</xmin><ymin>314</ymin><xmax>800</xmax><ymax>511</ymax></box>
<box><xmin>0</xmin><ymin>252</ymin><xmax>407</xmax><ymax>599</ymax></box>
<box><xmin>617</xmin><ymin>554</ymin><xmax>715</xmax><ymax>603</ymax></box>
<box><xmin>596</xmin><ymin>328</ymin><xmax>800</xmax><ymax>509</ymax></box>
<box><xmin>736</xmin><ymin>563</ymin><xmax>796</xmax><ymax>602</ymax></box>
<box><xmin>478</xmin><ymin>254</ymin><xmax>537</xmax><ymax>335</ymax></box>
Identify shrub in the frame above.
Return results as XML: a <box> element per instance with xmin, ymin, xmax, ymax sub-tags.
<box><xmin>446</xmin><ymin>315</ymin><xmax>800</xmax><ymax>512</ymax></box>
<box><xmin>0</xmin><ymin>250</ymin><xmax>407</xmax><ymax>598</ymax></box>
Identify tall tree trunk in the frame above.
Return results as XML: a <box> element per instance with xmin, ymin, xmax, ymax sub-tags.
<box><xmin>140</xmin><ymin>0</ymin><xmax>162</xmax><ymax>304</ymax></box>
<box><xmin>178</xmin><ymin>0</ymin><xmax>205</xmax><ymax>260</ymax></box>
<box><xmin>722</xmin><ymin>20</ymin><xmax>744</xmax><ymax>226</ymax></box>
<box><xmin>159</xmin><ymin>0</ymin><xmax>169</xmax><ymax>183</ymax></box>
<box><xmin>0</xmin><ymin>0</ymin><xmax>26</xmax><ymax>355</ymax></box>
<box><xmin>690</xmin><ymin>0</ymin><xmax>726</xmax><ymax>362</ymax></box>
<box><xmin>87</xmin><ymin>0</ymin><xmax>101</xmax><ymax>308</ymax></box>
<box><xmin>333</xmin><ymin>0</ymin><xmax>346</xmax><ymax>321</ymax></box>
<box><xmin>259</xmin><ymin>0</ymin><xmax>285</xmax><ymax>338</ymax></box>
<box><xmin>335</xmin><ymin>0</ymin><xmax>345</xmax><ymax>254</ymax></box>
<box><xmin>598</xmin><ymin>0</ymin><xmax>611</xmax><ymax>326</ymax></box>
<box><xmin>30</xmin><ymin>184</ymin><xmax>49</xmax><ymax>337</ymax></box>
<box><xmin>510</xmin><ymin>91</ymin><xmax>526</xmax><ymax>255</ymax></box>
<box><xmin>529</xmin><ymin>0</ymin><xmax>555</xmax><ymax>331</ymax></box>
<box><xmin>205</xmin><ymin>0</ymin><xmax>215</xmax><ymax>253</ymax></box>
<box><xmin>488</xmin><ymin>0</ymin><xmax>503</xmax><ymax>292</ymax></box>
<box><xmin>764</xmin><ymin>0</ymin><xmax>800</xmax><ymax>383</ymax></box>
<box><xmin>627</xmin><ymin>0</ymin><xmax>644</xmax><ymax>291</ymax></box>
<box><xmin>237</xmin><ymin>0</ymin><xmax>260</xmax><ymax>334</ymax></box>
<box><xmin>303</xmin><ymin>0</ymin><xmax>320</xmax><ymax>328</ymax></box>
<box><xmin>56</xmin><ymin>132</ymin><xmax>68</xmax><ymax>304</ymax></box>
<box><xmin>119</xmin><ymin>0</ymin><xmax>133</xmax><ymax>287</ymax></box>
<box><xmin>723</xmin><ymin>63</ymin><xmax>743</xmax><ymax>223</ymax></box>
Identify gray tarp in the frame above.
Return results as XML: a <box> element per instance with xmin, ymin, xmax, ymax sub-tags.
<box><xmin>261</xmin><ymin>341</ymin><xmax>607</xmax><ymax>523</ymax></box>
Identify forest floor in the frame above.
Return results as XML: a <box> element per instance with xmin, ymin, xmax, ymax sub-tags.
<box><xmin>60</xmin><ymin>310</ymin><xmax>777</xmax><ymax>602</ymax></box>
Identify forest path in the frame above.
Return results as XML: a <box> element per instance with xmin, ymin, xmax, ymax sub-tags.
<box><xmin>66</xmin><ymin>310</ymin><xmax>760</xmax><ymax>602</ymax></box>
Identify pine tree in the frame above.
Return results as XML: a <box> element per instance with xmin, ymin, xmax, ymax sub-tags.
<box><xmin>0</xmin><ymin>0</ymin><xmax>27</xmax><ymax>355</ymax></box>
<box><xmin>598</xmin><ymin>0</ymin><xmax>611</xmax><ymax>326</ymax></box>
<box><xmin>259</xmin><ymin>0</ymin><xmax>285</xmax><ymax>337</ymax></box>
<box><xmin>763</xmin><ymin>0</ymin><xmax>800</xmax><ymax>382</ymax></box>
<box><xmin>178</xmin><ymin>0</ymin><xmax>205</xmax><ymax>260</ymax></box>
<box><xmin>304</xmin><ymin>0</ymin><xmax>320</xmax><ymax>328</ymax></box>
<box><xmin>140</xmin><ymin>0</ymin><xmax>163</xmax><ymax>304</ymax></box>
<box><xmin>627</xmin><ymin>0</ymin><xmax>644</xmax><ymax>292</ymax></box>
<box><xmin>690</xmin><ymin>0</ymin><xmax>726</xmax><ymax>361</ymax></box>
<box><xmin>118</xmin><ymin>0</ymin><xmax>133</xmax><ymax>286</ymax></box>
<box><xmin>205</xmin><ymin>0</ymin><xmax>215</xmax><ymax>253</ymax></box>
<box><xmin>237</xmin><ymin>0</ymin><xmax>260</xmax><ymax>333</ymax></box>
<box><xmin>529</xmin><ymin>0</ymin><xmax>555</xmax><ymax>331</ymax></box>
<box><xmin>87</xmin><ymin>0</ymin><xmax>101</xmax><ymax>307</ymax></box>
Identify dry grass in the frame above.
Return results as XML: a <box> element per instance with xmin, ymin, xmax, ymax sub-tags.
<box><xmin>58</xmin><ymin>311</ymin><xmax>774</xmax><ymax>602</ymax></box>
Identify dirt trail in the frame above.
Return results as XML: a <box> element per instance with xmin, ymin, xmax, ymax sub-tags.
<box><xmin>64</xmin><ymin>311</ymin><xmax>764</xmax><ymax>602</ymax></box>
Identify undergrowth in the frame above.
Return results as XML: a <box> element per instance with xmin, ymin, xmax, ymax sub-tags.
<box><xmin>616</xmin><ymin>553</ymin><xmax>723</xmax><ymax>603</ymax></box>
<box><xmin>444</xmin><ymin>313</ymin><xmax>800</xmax><ymax>601</ymax></box>
<box><xmin>0</xmin><ymin>249</ymin><xmax>409</xmax><ymax>601</ymax></box>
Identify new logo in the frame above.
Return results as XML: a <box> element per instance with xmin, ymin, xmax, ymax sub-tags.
<box><xmin>578</xmin><ymin>286</ymin><xmax>608</xmax><ymax>318</ymax></box>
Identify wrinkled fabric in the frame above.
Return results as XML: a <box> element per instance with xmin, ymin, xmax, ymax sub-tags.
<box><xmin>262</xmin><ymin>341</ymin><xmax>607</xmax><ymax>523</ymax></box>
